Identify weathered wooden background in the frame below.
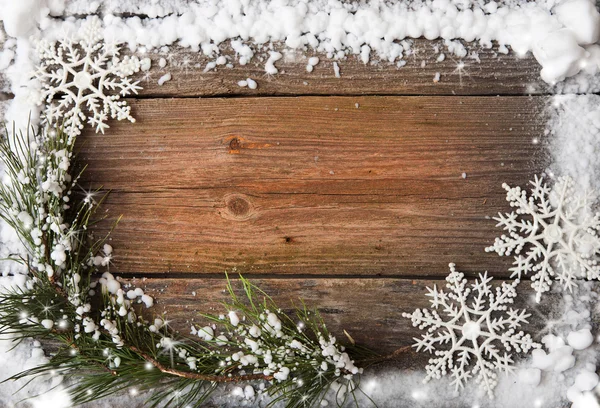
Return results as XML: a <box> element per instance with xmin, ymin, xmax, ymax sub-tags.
<box><xmin>0</xmin><ymin>22</ymin><xmax>553</xmax><ymax>354</ymax></box>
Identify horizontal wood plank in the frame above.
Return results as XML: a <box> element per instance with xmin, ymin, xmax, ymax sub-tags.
<box><xmin>0</xmin><ymin>36</ymin><xmax>549</xmax><ymax>97</ymax></box>
<box><xmin>131</xmin><ymin>40</ymin><xmax>547</xmax><ymax>97</ymax></box>
<box><xmin>121</xmin><ymin>277</ymin><xmax>558</xmax><ymax>354</ymax></box>
<box><xmin>79</xmin><ymin>96</ymin><xmax>547</xmax><ymax>276</ymax></box>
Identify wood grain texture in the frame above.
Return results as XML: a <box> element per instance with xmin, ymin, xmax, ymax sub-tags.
<box><xmin>132</xmin><ymin>40</ymin><xmax>548</xmax><ymax>97</ymax></box>
<box><xmin>121</xmin><ymin>277</ymin><xmax>558</xmax><ymax>354</ymax></box>
<box><xmin>78</xmin><ymin>96</ymin><xmax>547</xmax><ymax>276</ymax></box>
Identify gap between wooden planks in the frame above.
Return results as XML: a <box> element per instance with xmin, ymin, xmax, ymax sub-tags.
<box><xmin>78</xmin><ymin>95</ymin><xmax>547</xmax><ymax>278</ymax></box>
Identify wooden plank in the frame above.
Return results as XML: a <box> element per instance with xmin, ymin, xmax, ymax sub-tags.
<box><xmin>132</xmin><ymin>40</ymin><xmax>547</xmax><ymax>97</ymax></box>
<box><xmin>79</xmin><ymin>96</ymin><xmax>547</xmax><ymax>277</ymax></box>
<box><xmin>0</xmin><ymin>23</ymin><xmax>546</xmax><ymax>96</ymax></box>
<box><xmin>122</xmin><ymin>277</ymin><xmax>558</xmax><ymax>354</ymax></box>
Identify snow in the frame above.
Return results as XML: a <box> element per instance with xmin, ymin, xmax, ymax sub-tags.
<box><xmin>141</xmin><ymin>294</ymin><xmax>154</xmax><ymax>308</ymax></box>
<box><xmin>40</xmin><ymin>319</ymin><xmax>54</xmax><ymax>329</ymax></box>
<box><xmin>157</xmin><ymin>72</ymin><xmax>171</xmax><ymax>86</ymax></box>
<box><xmin>573</xmin><ymin>371</ymin><xmax>599</xmax><ymax>392</ymax></box>
<box><xmin>0</xmin><ymin>324</ymin><xmax>71</xmax><ymax>408</ymax></box>
<box><xmin>246</xmin><ymin>78</ymin><xmax>257</xmax><ymax>90</ymax></box>
<box><xmin>197</xmin><ymin>326</ymin><xmax>214</xmax><ymax>341</ymax></box>
<box><xmin>567</xmin><ymin>329</ymin><xmax>594</xmax><ymax>351</ymax></box>
<box><xmin>533</xmin><ymin>29</ymin><xmax>588</xmax><ymax>84</ymax></box>
<box><xmin>518</xmin><ymin>368</ymin><xmax>542</xmax><ymax>387</ymax></box>
<box><xmin>228</xmin><ymin>310</ymin><xmax>240</xmax><ymax>326</ymax></box>
<box><xmin>243</xmin><ymin>385</ymin><xmax>255</xmax><ymax>400</ymax></box>
<box><xmin>333</xmin><ymin>61</ymin><xmax>341</xmax><ymax>78</ymax></box>
<box><xmin>548</xmin><ymin>95</ymin><xmax>600</xmax><ymax>192</ymax></box>
<box><xmin>265</xmin><ymin>51</ymin><xmax>282</xmax><ymax>75</ymax></box>
<box><xmin>0</xmin><ymin>0</ymin><xmax>599</xmax><ymax>407</ymax></box>
<box><xmin>2</xmin><ymin>1</ymin><xmax>599</xmax><ymax>86</ymax></box>
<box><xmin>554</xmin><ymin>0</ymin><xmax>600</xmax><ymax>45</ymax></box>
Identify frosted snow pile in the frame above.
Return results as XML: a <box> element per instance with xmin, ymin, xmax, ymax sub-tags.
<box><xmin>3</xmin><ymin>1</ymin><xmax>600</xmax><ymax>85</ymax></box>
<box><xmin>548</xmin><ymin>95</ymin><xmax>600</xmax><ymax>192</ymax></box>
<box><xmin>517</xmin><ymin>287</ymin><xmax>600</xmax><ymax>408</ymax></box>
<box><xmin>14</xmin><ymin>0</ymin><xmax>599</xmax><ymax>85</ymax></box>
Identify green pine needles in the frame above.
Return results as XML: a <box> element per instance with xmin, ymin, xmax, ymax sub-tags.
<box><xmin>0</xmin><ymin>124</ymin><xmax>373</xmax><ymax>407</ymax></box>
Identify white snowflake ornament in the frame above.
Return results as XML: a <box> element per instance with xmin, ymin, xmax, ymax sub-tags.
<box><xmin>486</xmin><ymin>175</ymin><xmax>600</xmax><ymax>302</ymax></box>
<box><xmin>403</xmin><ymin>264</ymin><xmax>539</xmax><ymax>399</ymax></box>
<box><xmin>33</xmin><ymin>18</ymin><xmax>142</xmax><ymax>139</ymax></box>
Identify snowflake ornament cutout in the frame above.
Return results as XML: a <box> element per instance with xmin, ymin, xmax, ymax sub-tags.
<box><xmin>486</xmin><ymin>175</ymin><xmax>600</xmax><ymax>302</ymax></box>
<box><xmin>403</xmin><ymin>264</ymin><xmax>539</xmax><ymax>399</ymax></box>
<box><xmin>33</xmin><ymin>18</ymin><xmax>142</xmax><ymax>139</ymax></box>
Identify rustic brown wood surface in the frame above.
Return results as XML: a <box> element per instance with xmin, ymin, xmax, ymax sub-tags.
<box><xmin>121</xmin><ymin>277</ymin><xmax>557</xmax><ymax>356</ymax></box>
<box><xmin>0</xmin><ymin>12</ymin><xmax>555</xmax><ymax>353</ymax></box>
<box><xmin>129</xmin><ymin>40</ymin><xmax>549</xmax><ymax>97</ymax></box>
<box><xmin>79</xmin><ymin>96</ymin><xmax>546</xmax><ymax>277</ymax></box>
<box><xmin>0</xmin><ymin>29</ymin><xmax>551</xmax><ymax>98</ymax></box>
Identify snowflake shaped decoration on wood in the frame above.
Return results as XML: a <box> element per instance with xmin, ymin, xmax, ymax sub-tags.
<box><xmin>403</xmin><ymin>264</ymin><xmax>539</xmax><ymax>399</ymax></box>
<box><xmin>486</xmin><ymin>175</ymin><xmax>600</xmax><ymax>302</ymax></box>
<box><xmin>33</xmin><ymin>18</ymin><xmax>142</xmax><ymax>139</ymax></box>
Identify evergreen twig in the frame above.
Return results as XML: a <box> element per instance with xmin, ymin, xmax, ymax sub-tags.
<box><xmin>0</xmin><ymin>123</ymin><xmax>373</xmax><ymax>407</ymax></box>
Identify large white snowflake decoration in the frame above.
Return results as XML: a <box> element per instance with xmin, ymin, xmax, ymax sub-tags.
<box><xmin>486</xmin><ymin>175</ymin><xmax>600</xmax><ymax>302</ymax></box>
<box><xmin>403</xmin><ymin>264</ymin><xmax>539</xmax><ymax>399</ymax></box>
<box><xmin>33</xmin><ymin>18</ymin><xmax>142</xmax><ymax>139</ymax></box>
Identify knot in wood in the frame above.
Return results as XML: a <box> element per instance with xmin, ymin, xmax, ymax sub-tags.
<box><xmin>221</xmin><ymin>194</ymin><xmax>255</xmax><ymax>221</ymax></box>
<box><xmin>229</xmin><ymin>137</ymin><xmax>241</xmax><ymax>151</ymax></box>
<box><xmin>228</xmin><ymin>196</ymin><xmax>250</xmax><ymax>217</ymax></box>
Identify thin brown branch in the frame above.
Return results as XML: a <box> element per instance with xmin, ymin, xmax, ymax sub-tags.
<box><xmin>128</xmin><ymin>345</ymin><xmax>273</xmax><ymax>383</ymax></box>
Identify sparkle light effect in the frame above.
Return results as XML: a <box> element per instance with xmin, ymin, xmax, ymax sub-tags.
<box><xmin>411</xmin><ymin>389</ymin><xmax>428</xmax><ymax>401</ymax></box>
<box><xmin>452</xmin><ymin>59</ymin><xmax>472</xmax><ymax>87</ymax></box>
<box><xmin>158</xmin><ymin>336</ymin><xmax>181</xmax><ymax>368</ymax></box>
<box><xmin>79</xmin><ymin>185</ymin><xmax>99</xmax><ymax>207</ymax></box>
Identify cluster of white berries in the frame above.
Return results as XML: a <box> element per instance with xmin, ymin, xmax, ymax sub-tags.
<box><xmin>97</xmin><ymin>272</ymin><xmax>155</xmax><ymax>347</ymax></box>
<box><xmin>183</xmin><ymin>308</ymin><xmax>362</xmax><ymax>387</ymax></box>
<box><xmin>319</xmin><ymin>335</ymin><xmax>361</xmax><ymax>378</ymax></box>
<box><xmin>15</xmin><ymin>132</ymin><xmax>76</xmax><ymax>280</ymax></box>
<box><xmin>5</xmin><ymin>125</ymin><xmax>163</xmax><ymax>367</ymax></box>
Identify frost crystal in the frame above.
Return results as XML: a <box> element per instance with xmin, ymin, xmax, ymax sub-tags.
<box><xmin>486</xmin><ymin>175</ymin><xmax>600</xmax><ymax>302</ymax></box>
<box><xmin>403</xmin><ymin>264</ymin><xmax>539</xmax><ymax>398</ymax></box>
<box><xmin>33</xmin><ymin>18</ymin><xmax>142</xmax><ymax>139</ymax></box>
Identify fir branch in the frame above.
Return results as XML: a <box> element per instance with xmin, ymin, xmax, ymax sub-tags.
<box><xmin>0</xmin><ymin>123</ymin><xmax>373</xmax><ymax>407</ymax></box>
<box><xmin>127</xmin><ymin>344</ymin><xmax>274</xmax><ymax>383</ymax></box>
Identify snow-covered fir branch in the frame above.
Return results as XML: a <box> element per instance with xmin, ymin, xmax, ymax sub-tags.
<box><xmin>0</xmin><ymin>125</ymin><xmax>368</xmax><ymax>407</ymax></box>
